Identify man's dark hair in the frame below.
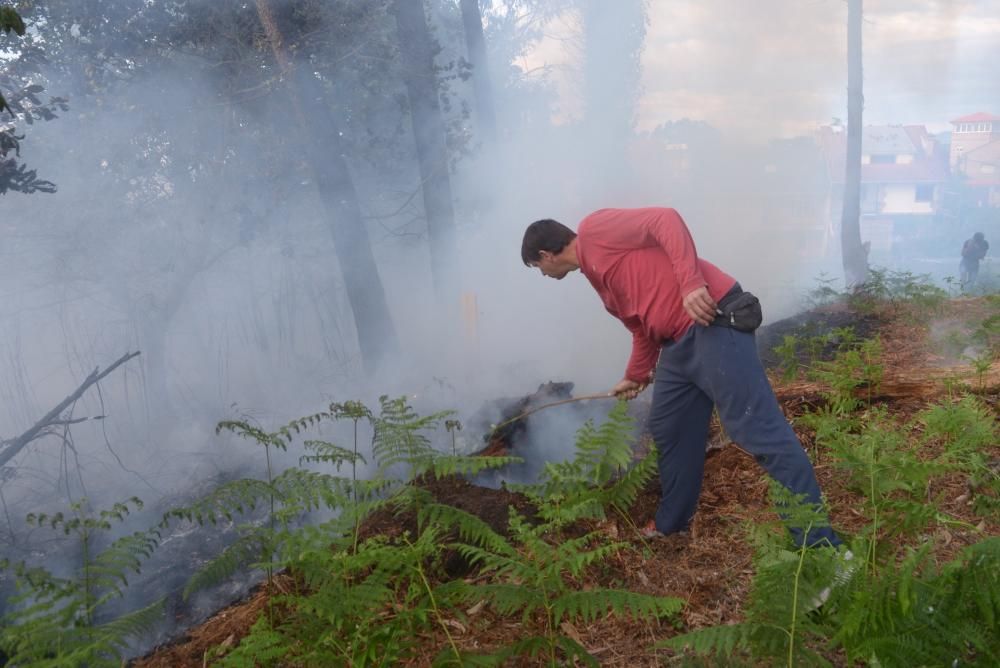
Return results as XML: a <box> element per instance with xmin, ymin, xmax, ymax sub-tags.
<box><xmin>521</xmin><ymin>219</ymin><xmax>577</xmax><ymax>266</ymax></box>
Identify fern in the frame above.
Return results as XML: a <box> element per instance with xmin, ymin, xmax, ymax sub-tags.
<box><xmin>511</xmin><ymin>400</ymin><xmax>647</xmax><ymax>527</ymax></box>
<box><xmin>919</xmin><ymin>395</ymin><xmax>998</xmax><ymax>461</ymax></box>
<box><xmin>163</xmin><ymin>478</ymin><xmax>274</xmax><ymax>526</ymax></box>
<box><xmin>219</xmin><ymin>525</ymin><xmax>451</xmax><ymax>666</ymax></box>
<box><xmin>446</xmin><ymin>509</ymin><xmax>683</xmax><ymax>664</ymax></box>
<box><xmin>552</xmin><ymin>588</ymin><xmax>683</xmax><ymax>625</ymax></box>
<box><xmin>215</xmin><ymin>616</ymin><xmax>291</xmax><ymax>667</ymax></box>
<box><xmin>299</xmin><ymin>439</ymin><xmax>366</xmax><ymax>470</ymax></box>
<box><xmin>663</xmin><ymin>486</ymin><xmax>844</xmax><ymax>667</ymax></box>
<box><xmin>372</xmin><ymin>394</ymin><xmax>453</xmax><ymax>479</ymax></box>
<box><xmin>830</xmin><ymin>538</ymin><xmax>1000</xmax><ymax>665</ymax></box>
<box><xmin>417</xmin><ymin>502</ymin><xmax>515</xmax><ymax>555</ymax></box>
<box><xmin>183</xmin><ymin>528</ymin><xmax>271</xmax><ymax>600</ymax></box>
<box><xmin>0</xmin><ymin>499</ymin><xmax>163</xmax><ymax>666</ymax></box>
<box><xmin>427</xmin><ymin>454</ymin><xmax>524</xmax><ymax>479</ymax></box>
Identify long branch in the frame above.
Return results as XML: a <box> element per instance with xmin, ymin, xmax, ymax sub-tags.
<box><xmin>0</xmin><ymin>351</ymin><xmax>141</xmax><ymax>469</ymax></box>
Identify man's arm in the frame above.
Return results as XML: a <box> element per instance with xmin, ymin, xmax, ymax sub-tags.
<box><xmin>638</xmin><ymin>208</ymin><xmax>707</xmax><ymax>296</ymax></box>
<box><xmin>622</xmin><ymin>321</ymin><xmax>660</xmax><ymax>385</ymax></box>
<box><xmin>624</xmin><ymin>208</ymin><xmax>717</xmax><ymax>324</ymax></box>
<box><xmin>612</xmin><ymin>330</ymin><xmax>656</xmax><ymax>399</ymax></box>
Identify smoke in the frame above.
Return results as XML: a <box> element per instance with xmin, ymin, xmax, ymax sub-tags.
<box><xmin>0</xmin><ymin>0</ymin><xmax>997</xmax><ymax>656</ymax></box>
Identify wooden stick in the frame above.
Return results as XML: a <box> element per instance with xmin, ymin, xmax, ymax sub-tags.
<box><xmin>487</xmin><ymin>392</ymin><xmax>618</xmax><ymax>438</ymax></box>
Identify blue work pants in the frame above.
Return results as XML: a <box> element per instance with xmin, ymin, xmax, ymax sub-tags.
<box><xmin>648</xmin><ymin>323</ymin><xmax>840</xmax><ymax>547</ymax></box>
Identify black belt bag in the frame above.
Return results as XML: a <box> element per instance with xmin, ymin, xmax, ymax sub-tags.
<box><xmin>712</xmin><ymin>286</ymin><xmax>763</xmax><ymax>333</ymax></box>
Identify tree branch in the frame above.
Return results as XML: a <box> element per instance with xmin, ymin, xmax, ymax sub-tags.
<box><xmin>0</xmin><ymin>351</ymin><xmax>140</xmax><ymax>469</ymax></box>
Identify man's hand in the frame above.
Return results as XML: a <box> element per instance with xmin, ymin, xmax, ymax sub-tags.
<box><xmin>611</xmin><ymin>378</ymin><xmax>647</xmax><ymax>400</ymax></box>
<box><xmin>683</xmin><ymin>285</ymin><xmax>717</xmax><ymax>326</ymax></box>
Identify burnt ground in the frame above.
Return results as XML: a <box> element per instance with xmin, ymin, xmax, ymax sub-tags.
<box><xmin>133</xmin><ymin>297</ymin><xmax>999</xmax><ymax>667</ymax></box>
<box><xmin>755</xmin><ymin>301</ymin><xmax>884</xmax><ymax>369</ymax></box>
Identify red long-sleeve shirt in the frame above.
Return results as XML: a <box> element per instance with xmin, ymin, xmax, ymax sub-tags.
<box><xmin>576</xmin><ymin>208</ymin><xmax>736</xmax><ymax>383</ymax></box>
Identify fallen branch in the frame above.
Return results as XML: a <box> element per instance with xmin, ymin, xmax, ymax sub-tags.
<box><xmin>0</xmin><ymin>351</ymin><xmax>140</xmax><ymax>469</ymax></box>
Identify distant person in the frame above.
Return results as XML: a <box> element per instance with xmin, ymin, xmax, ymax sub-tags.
<box><xmin>521</xmin><ymin>208</ymin><xmax>841</xmax><ymax>548</ymax></box>
<box><xmin>960</xmin><ymin>232</ymin><xmax>989</xmax><ymax>288</ymax></box>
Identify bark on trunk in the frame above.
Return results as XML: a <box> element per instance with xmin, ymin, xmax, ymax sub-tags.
<box><xmin>392</xmin><ymin>0</ymin><xmax>459</xmax><ymax>302</ymax></box>
<box><xmin>841</xmin><ymin>0</ymin><xmax>869</xmax><ymax>289</ymax></box>
<box><xmin>459</xmin><ymin>0</ymin><xmax>497</xmax><ymax>144</ymax></box>
<box><xmin>255</xmin><ymin>0</ymin><xmax>398</xmax><ymax>374</ymax></box>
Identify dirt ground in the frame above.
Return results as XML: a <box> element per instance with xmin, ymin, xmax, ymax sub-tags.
<box><xmin>133</xmin><ymin>298</ymin><xmax>999</xmax><ymax>667</ymax></box>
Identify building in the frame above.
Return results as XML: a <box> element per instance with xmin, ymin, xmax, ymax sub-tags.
<box><xmin>818</xmin><ymin>124</ymin><xmax>950</xmax><ymax>257</ymax></box>
<box><xmin>948</xmin><ymin>112</ymin><xmax>1000</xmax><ymax>208</ymax></box>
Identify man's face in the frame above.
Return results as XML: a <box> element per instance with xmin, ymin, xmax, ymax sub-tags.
<box><xmin>531</xmin><ymin>250</ymin><xmax>570</xmax><ymax>279</ymax></box>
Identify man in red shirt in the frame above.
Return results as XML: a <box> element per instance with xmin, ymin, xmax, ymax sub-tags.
<box><xmin>521</xmin><ymin>207</ymin><xmax>840</xmax><ymax>547</ymax></box>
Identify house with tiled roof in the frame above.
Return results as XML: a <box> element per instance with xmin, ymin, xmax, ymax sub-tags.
<box><xmin>817</xmin><ymin>124</ymin><xmax>950</xmax><ymax>254</ymax></box>
<box><xmin>949</xmin><ymin>112</ymin><xmax>1000</xmax><ymax>208</ymax></box>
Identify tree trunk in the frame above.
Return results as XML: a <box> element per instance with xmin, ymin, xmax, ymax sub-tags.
<box><xmin>255</xmin><ymin>0</ymin><xmax>398</xmax><ymax>375</ymax></box>
<box><xmin>459</xmin><ymin>0</ymin><xmax>497</xmax><ymax>144</ymax></box>
<box><xmin>841</xmin><ymin>0</ymin><xmax>869</xmax><ymax>289</ymax></box>
<box><xmin>391</xmin><ymin>0</ymin><xmax>459</xmax><ymax>303</ymax></box>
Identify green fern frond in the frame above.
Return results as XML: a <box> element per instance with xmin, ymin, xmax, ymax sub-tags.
<box><xmin>216</xmin><ymin>419</ymin><xmax>288</xmax><ymax>451</ymax></box>
<box><xmin>183</xmin><ymin>530</ymin><xmax>268</xmax><ymax>600</ymax></box>
<box><xmin>472</xmin><ymin>582</ymin><xmax>546</xmax><ymax>619</ymax></box>
<box><xmin>299</xmin><ymin>439</ymin><xmax>366</xmax><ymax>470</ymax></box>
<box><xmin>216</xmin><ymin>615</ymin><xmax>290</xmax><ymax>667</ymax></box>
<box><xmin>658</xmin><ymin>623</ymin><xmax>754</xmax><ymax>658</ymax></box>
<box><xmin>552</xmin><ymin>588</ymin><xmax>683</xmax><ymax>625</ymax></box>
<box><xmin>276</xmin><ymin>411</ymin><xmax>331</xmax><ymax>443</ymax></box>
<box><xmin>372</xmin><ymin>395</ymin><xmax>453</xmax><ymax>477</ymax></box>
<box><xmin>573</xmin><ymin>400</ymin><xmax>635</xmax><ymax>486</ymax></box>
<box><xmin>428</xmin><ymin>454</ymin><xmax>523</xmax><ymax>479</ymax></box>
<box><xmin>832</xmin><ymin>537</ymin><xmax>1000</xmax><ymax>666</ymax></box>
<box><xmin>602</xmin><ymin>446</ymin><xmax>657</xmax><ymax>513</ymax></box>
<box><xmin>162</xmin><ymin>478</ymin><xmax>274</xmax><ymax>526</ymax></box>
<box><xmin>92</xmin><ymin>596</ymin><xmax>165</xmax><ymax>649</ymax></box>
<box><xmin>270</xmin><ymin>467</ymin><xmax>353</xmax><ymax>512</ymax></box>
<box><xmin>417</xmin><ymin>503</ymin><xmax>515</xmax><ymax>555</ymax></box>
<box><xmin>553</xmin><ymin>537</ymin><xmax>627</xmax><ymax>578</ymax></box>
<box><xmin>87</xmin><ymin>529</ymin><xmax>162</xmax><ymax>596</ymax></box>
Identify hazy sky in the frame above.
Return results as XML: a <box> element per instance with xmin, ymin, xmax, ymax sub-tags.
<box><xmin>528</xmin><ymin>0</ymin><xmax>1000</xmax><ymax>137</ymax></box>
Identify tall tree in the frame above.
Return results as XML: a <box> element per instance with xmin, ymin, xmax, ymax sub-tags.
<box><xmin>0</xmin><ymin>6</ymin><xmax>63</xmax><ymax>195</ymax></box>
<box><xmin>841</xmin><ymin>0</ymin><xmax>869</xmax><ymax>288</ymax></box>
<box><xmin>459</xmin><ymin>0</ymin><xmax>497</xmax><ymax>144</ymax></box>
<box><xmin>255</xmin><ymin>0</ymin><xmax>399</xmax><ymax>375</ymax></box>
<box><xmin>391</xmin><ymin>0</ymin><xmax>459</xmax><ymax>302</ymax></box>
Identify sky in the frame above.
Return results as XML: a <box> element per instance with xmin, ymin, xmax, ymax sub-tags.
<box><xmin>527</xmin><ymin>0</ymin><xmax>1000</xmax><ymax>138</ymax></box>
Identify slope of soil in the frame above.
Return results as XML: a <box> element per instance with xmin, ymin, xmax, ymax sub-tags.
<box><xmin>134</xmin><ymin>297</ymin><xmax>999</xmax><ymax>667</ymax></box>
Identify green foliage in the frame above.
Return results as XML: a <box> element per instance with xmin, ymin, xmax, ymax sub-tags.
<box><xmin>808</xmin><ymin>335</ymin><xmax>882</xmax><ymax>414</ymax></box>
<box><xmin>372</xmin><ymin>394</ymin><xmax>454</xmax><ymax>478</ymax></box>
<box><xmin>919</xmin><ymin>396</ymin><xmax>1000</xmax><ymax>515</ymax></box>
<box><xmin>805</xmin><ymin>267</ymin><xmax>949</xmax><ymax>319</ymax></box>
<box><xmin>444</xmin><ymin>511</ymin><xmax>682</xmax><ymax>664</ymax></box>
<box><xmin>219</xmin><ymin>526</ymin><xmax>458</xmax><ymax>667</ymax></box>
<box><xmin>846</xmin><ymin>267</ymin><xmax>948</xmax><ymax>317</ymax></box>
<box><xmin>805</xmin><ymin>272</ymin><xmax>842</xmax><ymax>308</ymax></box>
<box><xmin>663</xmin><ymin>486</ymin><xmax>840</xmax><ymax>667</ymax></box>
<box><xmin>209</xmin><ymin>398</ymin><xmax>675</xmax><ymax>665</ymax></box>
<box><xmin>0</xmin><ymin>498</ymin><xmax>163</xmax><ymax>666</ymax></box>
<box><xmin>829</xmin><ymin>539</ymin><xmax>1000</xmax><ymax>666</ymax></box>
<box><xmin>774</xmin><ymin>334</ymin><xmax>801</xmax><ymax>381</ymax></box>
<box><xmin>511</xmin><ymin>400</ymin><xmax>654</xmax><ymax>527</ymax></box>
<box><xmin>0</xmin><ymin>7</ymin><xmax>25</xmax><ymax>36</ymax></box>
<box><xmin>972</xmin><ymin>295</ymin><xmax>1000</xmax><ymax>351</ymax></box>
<box><xmin>299</xmin><ymin>439</ymin><xmax>365</xmax><ymax>470</ymax></box>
